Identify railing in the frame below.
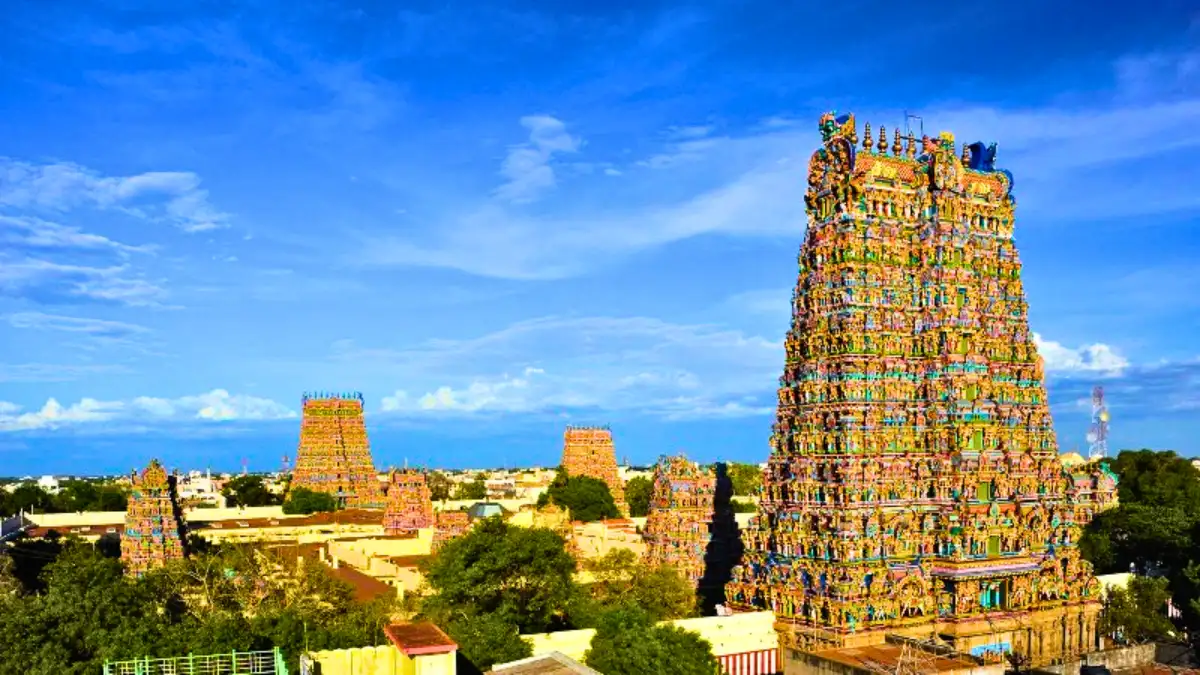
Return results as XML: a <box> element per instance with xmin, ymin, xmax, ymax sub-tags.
<box><xmin>102</xmin><ymin>648</ymin><xmax>288</xmax><ymax>675</ymax></box>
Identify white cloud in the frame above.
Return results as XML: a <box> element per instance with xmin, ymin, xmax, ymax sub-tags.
<box><xmin>357</xmin><ymin>46</ymin><xmax>1200</xmax><ymax>281</ymax></box>
<box><xmin>0</xmin><ymin>257</ymin><xmax>170</xmax><ymax>307</ymax></box>
<box><xmin>0</xmin><ymin>389</ymin><xmax>296</xmax><ymax>432</ymax></box>
<box><xmin>335</xmin><ymin>315</ymin><xmax>781</xmax><ymax>419</ymax></box>
<box><xmin>0</xmin><ymin>215</ymin><xmax>153</xmax><ymax>254</ymax></box>
<box><xmin>0</xmin><ymin>158</ymin><xmax>229</xmax><ymax>232</ymax></box>
<box><xmin>493</xmin><ymin>115</ymin><xmax>582</xmax><ymax>204</ymax></box>
<box><xmin>1033</xmin><ymin>333</ymin><xmax>1129</xmax><ymax>376</ymax></box>
<box><xmin>5</xmin><ymin>311</ymin><xmax>150</xmax><ymax>337</ymax></box>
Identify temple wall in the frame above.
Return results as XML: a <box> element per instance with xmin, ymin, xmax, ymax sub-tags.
<box><xmin>306</xmin><ymin>645</ymin><xmax>455</xmax><ymax>675</ymax></box>
<box><xmin>1031</xmin><ymin>644</ymin><xmax>1155</xmax><ymax>675</ymax></box>
<box><xmin>523</xmin><ymin>611</ymin><xmax>778</xmax><ymax>661</ymax></box>
<box><xmin>432</xmin><ymin>498</ymin><xmax>534</xmax><ymax>513</ymax></box>
<box><xmin>28</xmin><ymin>505</ymin><xmax>295</xmax><ymax>529</ymax></box>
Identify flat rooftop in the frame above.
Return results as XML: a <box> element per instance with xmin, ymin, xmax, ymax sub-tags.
<box><xmin>383</xmin><ymin>623</ymin><xmax>457</xmax><ymax>657</ymax></box>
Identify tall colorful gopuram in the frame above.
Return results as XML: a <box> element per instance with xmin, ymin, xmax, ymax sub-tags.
<box><xmin>291</xmin><ymin>393</ymin><xmax>384</xmax><ymax>509</ymax></box>
<box><xmin>643</xmin><ymin>454</ymin><xmax>715</xmax><ymax>586</ymax></box>
<box><xmin>561</xmin><ymin>426</ymin><xmax>627</xmax><ymax>516</ymax></box>
<box><xmin>724</xmin><ymin>113</ymin><xmax>1119</xmax><ymax>665</ymax></box>
<box><xmin>121</xmin><ymin>459</ymin><xmax>187</xmax><ymax>576</ymax></box>
<box><xmin>382</xmin><ymin>469</ymin><xmax>434</xmax><ymax>535</ymax></box>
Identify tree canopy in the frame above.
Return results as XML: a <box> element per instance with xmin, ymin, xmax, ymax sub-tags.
<box><xmin>0</xmin><ymin>480</ymin><xmax>128</xmax><ymax>517</ymax></box>
<box><xmin>426</xmin><ymin>471</ymin><xmax>453</xmax><ymax>502</ymax></box>
<box><xmin>453</xmin><ymin>477</ymin><xmax>488</xmax><ymax>501</ymax></box>
<box><xmin>1100</xmin><ymin>575</ymin><xmax>1177</xmax><ymax>644</ymax></box>
<box><xmin>624</xmin><ymin>476</ymin><xmax>652</xmax><ymax>518</ymax></box>
<box><xmin>281</xmin><ymin>487</ymin><xmax>338</xmax><ymax>515</ymax></box>
<box><xmin>583</xmin><ymin>606</ymin><xmax>722</xmax><ymax>675</ymax></box>
<box><xmin>725</xmin><ymin>463</ymin><xmax>762</xmax><ymax>497</ymax></box>
<box><xmin>575</xmin><ymin>549</ymin><xmax>697</xmax><ymax>624</ymax></box>
<box><xmin>537</xmin><ymin>470</ymin><xmax>620</xmax><ymax>523</ymax></box>
<box><xmin>222</xmin><ymin>475</ymin><xmax>282</xmax><ymax>508</ymax></box>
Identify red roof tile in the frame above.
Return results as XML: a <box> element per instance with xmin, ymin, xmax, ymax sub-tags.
<box><xmin>384</xmin><ymin>623</ymin><xmax>457</xmax><ymax>656</ymax></box>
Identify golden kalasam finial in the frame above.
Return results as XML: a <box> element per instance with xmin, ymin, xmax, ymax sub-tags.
<box><xmin>961</xmin><ymin>144</ymin><xmax>971</xmax><ymax>164</ymax></box>
<box><xmin>893</xmin><ymin>129</ymin><xmax>903</xmax><ymax>156</ymax></box>
<box><xmin>863</xmin><ymin>122</ymin><xmax>873</xmax><ymax>152</ymax></box>
<box><xmin>878</xmin><ymin>127</ymin><xmax>888</xmax><ymax>156</ymax></box>
<box><xmin>906</xmin><ymin>133</ymin><xmax>916</xmax><ymax>158</ymax></box>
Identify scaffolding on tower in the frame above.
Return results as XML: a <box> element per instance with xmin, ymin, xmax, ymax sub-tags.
<box><xmin>1087</xmin><ymin>386</ymin><xmax>1110</xmax><ymax>461</ymax></box>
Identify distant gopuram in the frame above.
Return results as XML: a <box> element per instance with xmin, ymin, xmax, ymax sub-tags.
<box><xmin>724</xmin><ymin>113</ymin><xmax>1119</xmax><ymax>665</ymax></box>
<box><xmin>432</xmin><ymin>511</ymin><xmax>470</xmax><ymax>552</ymax></box>
<box><xmin>643</xmin><ymin>454</ymin><xmax>714</xmax><ymax>586</ymax></box>
<box><xmin>120</xmin><ymin>459</ymin><xmax>187</xmax><ymax>576</ymax></box>
<box><xmin>382</xmin><ymin>469</ymin><xmax>434</xmax><ymax>535</ymax></box>
<box><xmin>561</xmin><ymin>426</ymin><xmax>627</xmax><ymax>516</ymax></box>
<box><xmin>291</xmin><ymin>392</ymin><xmax>384</xmax><ymax>509</ymax></box>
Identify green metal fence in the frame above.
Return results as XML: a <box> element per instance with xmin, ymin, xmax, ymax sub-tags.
<box><xmin>102</xmin><ymin>648</ymin><xmax>288</xmax><ymax>675</ymax></box>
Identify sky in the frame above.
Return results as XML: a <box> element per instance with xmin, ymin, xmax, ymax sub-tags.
<box><xmin>1</xmin><ymin>0</ymin><xmax>1198</xmax><ymax>476</ymax></box>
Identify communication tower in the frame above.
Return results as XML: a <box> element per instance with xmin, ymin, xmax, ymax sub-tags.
<box><xmin>1086</xmin><ymin>386</ymin><xmax>1110</xmax><ymax>461</ymax></box>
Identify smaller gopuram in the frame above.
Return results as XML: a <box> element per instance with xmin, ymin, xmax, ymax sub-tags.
<box><xmin>120</xmin><ymin>458</ymin><xmax>187</xmax><ymax>576</ymax></box>
<box><xmin>561</xmin><ymin>426</ymin><xmax>627</xmax><ymax>516</ymax></box>
<box><xmin>432</xmin><ymin>511</ymin><xmax>470</xmax><ymax>552</ymax></box>
<box><xmin>291</xmin><ymin>392</ymin><xmax>384</xmax><ymax>509</ymax></box>
<box><xmin>643</xmin><ymin>454</ymin><xmax>715</xmax><ymax>586</ymax></box>
<box><xmin>382</xmin><ymin>469</ymin><xmax>434</xmax><ymax>535</ymax></box>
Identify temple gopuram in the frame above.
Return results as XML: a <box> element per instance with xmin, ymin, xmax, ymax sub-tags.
<box><xmin>120</xmin><ymin>459</ymin><xmax>187</xmax><ymax>576</ymax></box>
<box><xmin>724</xmin><ymin>113</ymin><xmax>1119</xmax><ymax>666</ymax></box>
<box><xmin>561</xmin><ymin>426</ymin><xmax>627</xmax><ymax>516</ymax></box>
<box><xmin>643</xmin><ymin>454</ymin><xmax>715</xmax><ymax>586</ymax></box>
<box><xmin>291</xmin><ymin>393</ymin><xmax>384</xmax><ymax>509</ymax></box>
<box><xmin>382</xmin><ymin>470</ymin><xmax>435</xmax><ymax>535</ymax></box>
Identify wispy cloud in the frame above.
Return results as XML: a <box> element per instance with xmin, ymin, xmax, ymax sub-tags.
<box><xmin>5</xmin><ymin>311</ymin><xmax>150</xmax><ymax>338</ymax></box>
<box><xmin>0</xmin><ymin>158</ymin><xmax>229</xmax><ymax>232</ymax></box>
<box><xmin>494</xmin><ymin>115</ymin><xmax>582</xmax><ymax>204</ymax></box>
<box><xmin>0</xmin><ymin>257</ymin><xmax>170</xmax><ymax>307</ymax></box>
<box><xmin>0</xmin><ymin>389</ymin><xmax>296</xmax><ymax>432</ymax></box>
<box><xmin>0</xmin><ymin>363</ymin><xmax>131</xmax><ymax>383</ymax></box>
<box><xmin>0</xmin><ymin>215</ymin><xmax>154</xmax><ymax>254</ymax></box>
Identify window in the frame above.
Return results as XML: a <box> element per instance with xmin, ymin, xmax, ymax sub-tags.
<box><xmin>969</xmin><ymin>430</ymin><xmax>984</xmax><ymax>451</ymax></box>
<box><xmin>965</xmin><ymin>384</ymin><xmax>979</xmax><ymax>401</ymax></box>
<box><xmin>978</xmin><ymin>480</ymin><xmax>992</xmax><ymax>501</ymax></box>
<box><xmin>988</xmin><ymin>535</ymin><xmax>1001</xmax><ymax>557</ymax></box>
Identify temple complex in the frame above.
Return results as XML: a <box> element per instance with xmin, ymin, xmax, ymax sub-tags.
<box><xmin>120</xmin><ymin>459</ymin><xmax>187</xmax><ymax>576</ymax></box>
<box><xmin>291</xmin><ymin>393</ymin><xmax>384</xmax><ymax>509</ymax></box>
<box><xmin>560</xmin><ymin>426</ymin><xmax>627</xmax><ymax>516</ymax></box>
<box><xmin>724</xmin><ymin>113</ymin><xmax>1119</xmax><ymax>666</ymax></box>
<box><xmin>643</xmin><ymin>454</ymin><xmax>714</xmax><ymax>586</ymax></box>
<box><xmin>382</xmin><ymin>470</ymin><xmax>434</xmax><ymax>535</ymax></box>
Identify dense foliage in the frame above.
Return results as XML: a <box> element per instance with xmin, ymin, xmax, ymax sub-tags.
<box><xmin>426</xmin><ymin>471</ymin><xmax>453</xmax><ymax>501</ymax></box>
<box><xmin>536</xmin><ymin>470</ymin><xmax>620</xmax><ymax>522</ymax></box>
<box><xmin>624</xmin><ymin>476</ymin><xmax>652</xmax><ymax>517</ymax></box>
<box><xmin>725</xmin><ymin>462</ymin><xmax>762</xmax><ymax>497</ymax></box>
<box><xmin>1101</xmin><ymin>575</ymin><xmax>1177</xmax><ymax>644</ymax></box>
<box><xmin>453</xmin><ymin>477</ymin><xmax>488</xmax><ymax>501</ymax></box>
<box><xmin>281</xmin><ymin>487</ymin><xmax>338</xmax><ymax>515</ymax></box>
<box><xmin>222</xmin><ymin>475</ymin><xmax>282</xmax><ymax>508</ymax></box>
<box><xmin>0</xmin><ymin>536</ymin><xmax>394</xmax><ymax>675</ymax></box>
<box><xmin>583</xmin><ymin>606</ymin><xmax>722</xmax><ymax>675</ymax></box>
<box><xmin>418</xmin><ymin>517</ymin><xmax>698</xmax><ymax>670</ymax></box>
<box><xmin>1080</xmin><ymin>449</ymin><xmax>1200</xmax><ymax>653</ymax></box>
<box><xmin>0</xmin><ymin>480</ymin><xmax>128</xmax><ymax>517</ymax></box>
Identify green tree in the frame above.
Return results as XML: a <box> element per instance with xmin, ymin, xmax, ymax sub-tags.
<box><xmin>454</xmin><ymin>477</ymin><xmax>487</xmax><ymax>501</ymax></box>
<box><xmin>421</xmin><ymin>517</ymin><xmax>576</xmax><ymax>634</ymax></box>
<box><xmin>725</xmin><ymin>463</ymin><xmax>762</xmax><ymax>497</ymax></box>
<box><xmin>427</xmin><ymin>471</ymin><xmax>453</xmax><ymax>501</ymax></box>
<box><xmin>53</xmin><ymin>480</ymin><xmax>128</xmax><ymax>512</ymax></box>
<box><xmin>445</xmin><ymin>612</ymin><xmax>532</xmax><ymax>672</ymax></box>
<box><xmin>282</xmin><ymin>487</ymin><xmax>338</xmax><ymax>515</ymax></box>
<box><xmin>577</xmin><ymin>549</ymin><xmax>697</xmax><ymax>624</ymax></box>
<box><xmin>540</xmin><ymin>470</ymin><xmax>620</xmax><ymax>523</ymax></box>
<box><xmin>222</xmin><ymin>475</ymin><xmax>281</xmax><ymax>508</ymax></box>
<box><xmin>1100</xmin><ymin>576</ymin><xmax>1176</xmax><ymax>644</ymax></box>
<box><xmin>6</xmin><ymin>484</ymin><xmax>54</xmax><ymax>514</ymax></box>
<box><xmin>1110</xmin><ymin>450</ymin><xmax>1200</xmax><ymax>515</ymax></box>
<box><xmin>584</xmin><ymin>606</ymin><xmax>722</xmax><ymax>675</ymax></box>
<box><xmin>625</xmin><ymin>476</ymin><xmax>653</xmax><ymax>518</ymax></box>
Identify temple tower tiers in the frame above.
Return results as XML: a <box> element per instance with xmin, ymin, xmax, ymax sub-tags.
<box><xmin>560</xmin><ymin>426</ymin><xmax>627</xmax><ymax>516</ymax></box>
<box><xmin>643</xmin><ymin>454</ymin><xmax>715</xmax><ymax>586</ymax></box>
<box><xmin>724</xmin><ymin>113</ymin><xmax>1119</xmax><ymax>664</ymax></box>
<box><xmin>121</xmin><ymin>459</ymin><xmax>187</xmax><ymax>576</ymax></box>
<box><xmin>382</xmin><ymin>470</ymin><xmax>435</xmax><ymax>535</ymax></box>
<box><xmin>432</xmin><ymin>511</ymin><xmax>470</xmax><ymax>552</ymax></box>
<box><xmin>291</xmin><ymin>393</ymin><xmax>384</xmax><ymax>509</ymax></box>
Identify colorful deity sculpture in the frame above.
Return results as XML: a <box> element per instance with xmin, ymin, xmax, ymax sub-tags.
<box><xmin>291</xmin><ymin>393</ymin><xmax>385</xmax><ymax>509</ymax></box>
<box><xmin>561</xmin><ymin>426</ymin><xmax>628</xmax><ymax>516</ymax></box>
<box><xmin>432</xmin><ymin>510</ymin><xmax>470</xmax><ymax>552</ymax></box>
<box><xmin>643</xmin><ymin>454</ymin><xmax>715</xmax><ymax>586</ymax></box>
<box><xmin>120</xmin><ymin>459</ymin><xmax>187</xmax><ymax>576</ymax></box>
<box><xmin>725</xmin><ymin>113</ymin><xmax>1119</xmax><ymax>664</ymax></box>
<box><xmin>382</xmin><ymin>470</ymin><xmax>435</xmax><ymax>535</ymax></box>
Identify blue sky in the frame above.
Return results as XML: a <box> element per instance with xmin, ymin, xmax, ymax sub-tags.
<box><xmin>1</xmin><ymin>0</ymin><xmax>1198</xmax><ymax>476</ymax></box>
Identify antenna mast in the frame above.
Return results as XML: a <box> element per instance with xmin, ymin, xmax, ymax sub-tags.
<box><xmin>1086</xmin><ymin>386</ymin><xmax>1110</xmax><ymax>461</ymax></box>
